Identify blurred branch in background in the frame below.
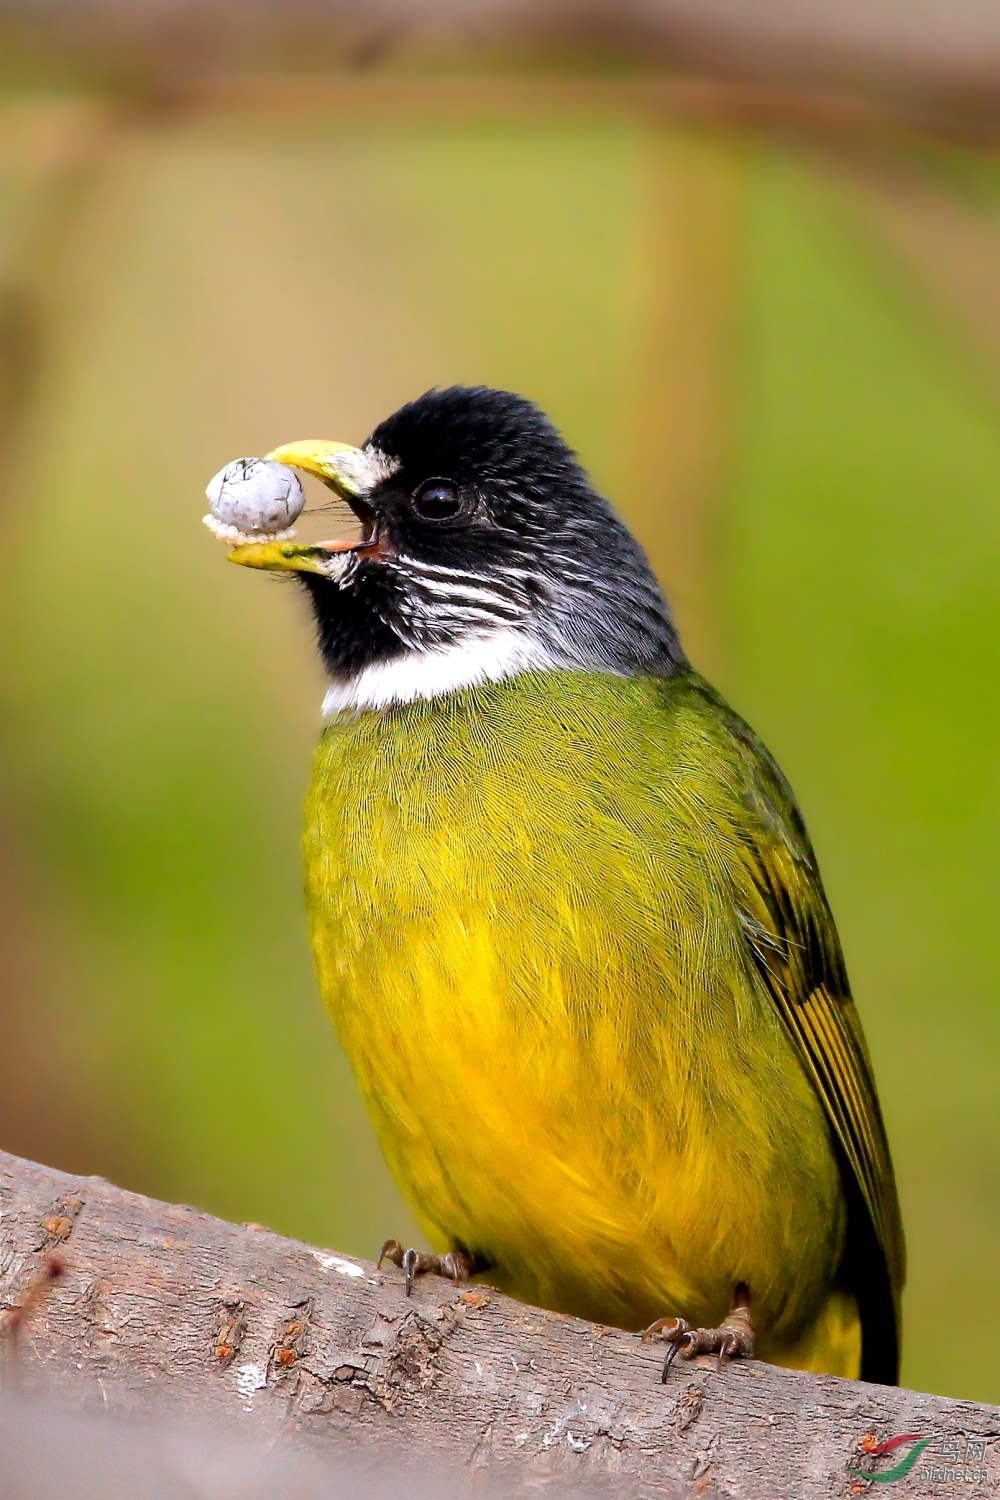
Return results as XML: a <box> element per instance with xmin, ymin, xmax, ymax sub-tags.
<box><xmin>0</xmin><ymin>100</ymin><xmax>123</xmax><ymax>445</ymax></box>
<box><xmin>5</xmin><ymin>0</ymin><xmax>1000</xmax><ymax>142</ymax></box>
<box><xmin>834</xmin><ymin>156</ymin><xmax>1000</xmax><ymax>395</ymax></box>
<box><xmin>632</xmin><ymin>128</ymin><xmax>745</xmax><ymax>672</ymax></box>
<box><xmin>0</xmin><ymin>97</ymin><xmax>130</xmax><ymax>1172</ymax></box>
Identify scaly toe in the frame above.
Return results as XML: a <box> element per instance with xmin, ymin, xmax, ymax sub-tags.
<box><xmin>641</xmin><ymin>1304</ymin><xmax>754</xmax><ymax>1381</ymax></box>
<box><xmin>641</xmin><ymin>1315</ymin><xmax>691</xmax><ymax>1343</ymax></box>
<box><xmin>377</xmin><ymin>1239</ymin><xmax>475</xmax><ymax>1296</ymax></box>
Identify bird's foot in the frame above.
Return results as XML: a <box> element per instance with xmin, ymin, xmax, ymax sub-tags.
<box><xmin>641</xmin><ymin>1300</ymin><xmax>755</xmax><ymax>1382</ymax></box>
<box><xmin>377</xmin><ymin>1239</ymin><xmax>475</xmax><ymax>1296</ymax></box>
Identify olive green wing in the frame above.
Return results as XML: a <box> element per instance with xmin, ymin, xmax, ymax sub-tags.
<box><xmin>703</xmin><ymin>682</ymin><xmax>904</xmax><ymax>1383</ymax></box>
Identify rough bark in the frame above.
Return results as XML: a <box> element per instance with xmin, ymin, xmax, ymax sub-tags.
<box><xmin>0</xmin><ymin>1148</ymin><xmax>996</xmax><ymax>1498</ymax></box>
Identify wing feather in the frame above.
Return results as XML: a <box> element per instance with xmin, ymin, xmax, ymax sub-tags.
<box><xmin>705</xmin><ymin>684</ymin><xmax>905</xmax><ymax>1381</ymax></box>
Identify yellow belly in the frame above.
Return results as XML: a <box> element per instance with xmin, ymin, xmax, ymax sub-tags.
<box><xmin>305</xmin><ymin>673</ymin><xmax>858</xmax><ymax>1375</ymax></box>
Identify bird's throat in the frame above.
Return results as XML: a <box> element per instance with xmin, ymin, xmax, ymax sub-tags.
<box><xmin>320</xmin><ymin>629</ymin><xmax>560</xmax><ymax>715</ymax></box>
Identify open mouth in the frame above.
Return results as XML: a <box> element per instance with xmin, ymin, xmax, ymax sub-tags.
<box><xmin>305</xmin><ymin>489</ymin><xmax>389</xmax><ymax>566</ymax></box>
<box><xmin>322</xmin><ymin>491</ymin><xmax>379</xmax><ymax>554</ymax></box>
<box><xmin>227</xmin><ymin>512</ymin><xmax>386</xmax><ymax>577</ymax></box>
<box><xmin>225</xmin><ymin>441</ymin><xmax>389</xmax><ymax>576</ymax></box>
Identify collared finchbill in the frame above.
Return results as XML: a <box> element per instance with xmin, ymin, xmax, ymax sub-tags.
<box><xmin>212</xmin><ymin>389</ymin><xmax>905</xmax><ymax>1388</ymax></box>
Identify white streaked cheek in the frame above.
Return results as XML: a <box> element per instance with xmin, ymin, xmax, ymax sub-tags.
<box><xmin>403</xmin><ymin>554</ymin><xmax>537</xmax><ymax>584</ymax></box>
<box><xmin>396</xmin><ymin>558</ymin><xmax>536</xmax><ymax>620</ymax></box>
<box><xmin>412</xmin><ymin>576</ymin><xmax>523</xmax><ymax>609</ymax></box>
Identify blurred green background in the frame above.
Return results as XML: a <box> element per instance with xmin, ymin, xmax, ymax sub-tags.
<box><xmin>1</xmin><ymin>12</ymin><xmax>998</xmax><ymax>1408</ymax></box>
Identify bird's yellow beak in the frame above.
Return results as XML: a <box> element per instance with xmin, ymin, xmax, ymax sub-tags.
<box><xmin>229</xmin><ymin>439</ymin><xmax>379</xmax><ymax>575</ymax></box>
<box><xmin>227</xmin><ymin>539</ymin><xmax>354</xmax><ymax>574</ymax></box>
<box><xmin>262</xmin><ymin>439</ymin><xmax>368</xmax><ymax>498</ymax></box>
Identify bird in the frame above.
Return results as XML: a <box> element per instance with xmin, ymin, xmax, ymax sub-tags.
<box><xmin>227</xmin><ymin>385</ymin><xmax>904</xmax><ymax>1383</ymax></box>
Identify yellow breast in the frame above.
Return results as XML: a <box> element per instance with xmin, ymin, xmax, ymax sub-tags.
<box><xmin>305</xmin><ymin>671</ymin><xmax>852</xmax><ymax>1369</ymax></box>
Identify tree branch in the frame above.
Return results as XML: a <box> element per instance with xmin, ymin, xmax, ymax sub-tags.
<box><xmin>0</xmin><ymin>1149</ymin><xmax>996</xmax><ymax>1497</ymax></box>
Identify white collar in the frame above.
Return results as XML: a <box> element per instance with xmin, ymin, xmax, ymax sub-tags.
<box><xmin>321</xmin><ymin>628</ymin><xmax>558</xmax><ymax>715</ymax></box>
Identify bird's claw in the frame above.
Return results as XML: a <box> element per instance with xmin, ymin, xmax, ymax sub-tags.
<box><xmin>377</xmin><ymin>1238</ymin><xmax>474</xmax><ymax>1296</ymax></box>
<box><xmin>641</xmin><ymin>1304</ymin><xmax>755</xmax><ymax>1382</ymax></box>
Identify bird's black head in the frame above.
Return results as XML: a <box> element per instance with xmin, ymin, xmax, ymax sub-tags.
<box><xmin>234</xmin><ymin>387</ymin><xmax>686</xmax><ymax>708</ymax></box>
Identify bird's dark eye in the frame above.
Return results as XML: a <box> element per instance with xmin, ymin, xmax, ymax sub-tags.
<box><xmin>411</xmin><ymin>479</ymin><xmax>463</xmax><ymax>522</ymax></box>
